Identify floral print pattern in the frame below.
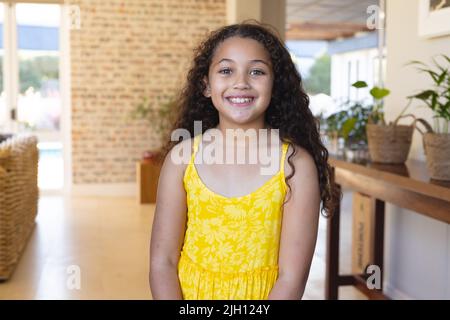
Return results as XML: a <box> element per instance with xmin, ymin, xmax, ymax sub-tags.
<box><xmin>178</xmin><ymin>135</ymin><xmax>289</xmax><ymax>300</ymax></box>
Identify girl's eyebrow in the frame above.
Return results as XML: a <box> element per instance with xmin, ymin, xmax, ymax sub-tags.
<box><xmin>215</xmin><ymin>58</ymin><xmax>270</xmax><ymax>67</ymax></box>
<box><xmin>250</xmin><ymin>59</ymin><xmax>270</xmax><ymax>66</ymax></box>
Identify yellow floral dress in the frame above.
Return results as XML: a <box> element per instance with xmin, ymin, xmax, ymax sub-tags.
<box><xmin>178</xmin><ymin>135</ymin><xmax>289</xmax><ymax>300</ymax></box>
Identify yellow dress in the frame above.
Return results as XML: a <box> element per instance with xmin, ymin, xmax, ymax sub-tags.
<box><xmin>178</xmin><ymin>135</ymin><xmax>289</xmax><ymax>300</ymax></box>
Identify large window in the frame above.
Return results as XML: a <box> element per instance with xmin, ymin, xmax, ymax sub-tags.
<box><xmin>1</xmin><ymin>2</ymin><xmax>64</xmax><ymax>191</ymax></box>
<box><xmin>16</xmin><ymin>3</ymin><xmax>60</xmax><ymax>132</ymax></box>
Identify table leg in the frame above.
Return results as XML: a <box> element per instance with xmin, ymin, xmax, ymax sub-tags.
<box><xmin>325</xmin><ymin>184</ymin><xmax>341</xmax><ymax>300</ymax></box>
<box><xmin>373</xmin><ymin>198</ymin><xmax>385</xmax><ymax>291</ymax></box>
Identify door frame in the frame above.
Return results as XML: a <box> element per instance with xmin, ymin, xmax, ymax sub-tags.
<box><xmin>1</xmin><ymin>2</ymin><xmax>72</xmax><ymax>195</ymax></box>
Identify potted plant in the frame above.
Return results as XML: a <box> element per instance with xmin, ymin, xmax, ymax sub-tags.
<box><xmin>352</xmin><ymin>81</ymin><xmax>416</xmax><ymax>164</ymax></box>
<box><xmin>408</xmin><ymin>54</ymin><xmax>450</xmax><ymax>181</ymax></box>
<box><xmin>324</xmin><ymin>99</ymin><xmax>373</xmax><ymax>160</ymax></box>
<box><xmin>129</xmin><ymin>95</ymin><xmax>178</xmax><ymax>164</ymax></box>
<box><xmin>129</xmin><ymin>95</ymin><xmax>178</xmax><ymax>204</ymax></box>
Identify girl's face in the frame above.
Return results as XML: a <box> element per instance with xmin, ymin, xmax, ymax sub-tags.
<box><xmin>205</xmin><ymin>36</ymin><xmax>274</xmax><ymax>127</ymax></box>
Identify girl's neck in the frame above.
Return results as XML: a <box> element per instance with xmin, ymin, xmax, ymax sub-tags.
<box><xmin>214</xmin><ymin>118</ymin><xmax>275</xmax><ymax>149</ymax></box>
<box><xmin>216</xmin><ymin>118</ymin><xmax>269</xmax><ymax>136</ymax></box>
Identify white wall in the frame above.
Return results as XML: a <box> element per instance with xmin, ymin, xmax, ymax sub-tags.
<box><xmin>384</xmin><ymin>0</ymin><xmax>450</xmax><ymax>299</ymax></box>
<box><xmin>330</xmin><ymin>48</ymin><xmax>379</xmax><ymax>104</ymax></box>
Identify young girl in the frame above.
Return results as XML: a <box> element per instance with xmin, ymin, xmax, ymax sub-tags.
<box><xmin>150</xmin><ymin>22</ymin><xmax>339</xmax><ymax>300</ymax></box>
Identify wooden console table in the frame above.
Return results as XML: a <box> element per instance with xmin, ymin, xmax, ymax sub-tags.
<box><xmin>326</xmin><ymin>156</ymin><xmax>450</xmax><ymax>300</ymax></box>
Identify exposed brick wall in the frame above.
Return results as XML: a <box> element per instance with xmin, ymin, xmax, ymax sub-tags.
<box><xmin>70</xmin><ymin>0</ymin><xmax>225</xmax><ymax>184</ymax></box>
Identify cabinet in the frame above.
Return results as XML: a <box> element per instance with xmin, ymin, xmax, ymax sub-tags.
<box><xmin>136</xmin><ymin>160</ymin><xmax>161</xmax><ymax>204</ymax></box>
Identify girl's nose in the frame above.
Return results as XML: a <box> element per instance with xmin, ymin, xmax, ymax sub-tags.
<box><xmin>233</xmin><ymin>74</ymin><xmax>250</xmax><ymax>90</ymax></box>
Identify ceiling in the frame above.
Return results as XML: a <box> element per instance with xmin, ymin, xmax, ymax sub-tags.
<box><xmin>286</xmin><ymin>0</ymin><xmax>379</xmax><ymax>40</ymax></box>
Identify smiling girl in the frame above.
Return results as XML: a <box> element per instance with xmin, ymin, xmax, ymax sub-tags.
<box><xmin>150</xmin><ymin>22</ymin><xmax>340</xmax><ymax>300</ymax></box>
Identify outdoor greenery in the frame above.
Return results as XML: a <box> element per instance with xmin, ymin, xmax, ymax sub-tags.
<box><xmin>407</xmin><ymin>54</ymin><xmax>450</xmax><ymax>133</ymax></box>
<box><xmin>0</xmin><ymin>56</ymin><xmax>59</xmax><ymax>94</ymax></box>
<box><xmin>304</xmin><ymin>54</ymin><xmax>331</xmax><ymax>95</ymax></box>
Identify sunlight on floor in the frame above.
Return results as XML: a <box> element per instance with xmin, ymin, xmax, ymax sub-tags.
<box><xmin>38</xmin><ymin>142</ymin><xmax>64</xmax><ymax>190</ymax></box>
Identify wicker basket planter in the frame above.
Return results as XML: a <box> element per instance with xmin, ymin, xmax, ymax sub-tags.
<box><xmin>415</xmin><ymin>119</ymin><xmax>450</xmax><ymax>181</ymax></box>
<box><xmin>423</xmin><ymin>133</ymin><xmax>450</xmax><ymax>181</ymax></box>
<box><xmin>366</xmin><ymin>124</ymin><xmax>414</xmax><ymax>164</ymax></box>
<box><xmin>405</xmin><ymin>55</ymin><xmax>450</xmax><ymax>180</ymax></box>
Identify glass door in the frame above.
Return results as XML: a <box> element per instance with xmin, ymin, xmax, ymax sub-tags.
<box><xmin>1</xmin><ymin>2</ymin><xmax>64</xmax><ymax>191</ymax></box>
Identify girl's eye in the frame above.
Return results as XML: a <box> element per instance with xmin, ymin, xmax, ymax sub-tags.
<box><xmin>250</xmin><ymin>69</ymin><xmax>265</xmax><ymax>76</ymax></box>
<box><xmin>219</xmin><ymin>68</ymin><xmax>232</xmax><ymax>74</ymax></box>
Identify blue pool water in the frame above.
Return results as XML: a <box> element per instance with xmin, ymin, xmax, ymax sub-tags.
<box><xmin>37</xmin><ymin>143</ymin><xmax>63</xmax><ymax>190</ymax></box>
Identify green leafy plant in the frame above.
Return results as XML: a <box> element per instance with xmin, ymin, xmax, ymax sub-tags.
<box><xmin>324</xmin><ymin>80</ymin><xmax>390</xmax><ymax>146</ymax></box>
<box><xmin>129</xmin><ymin>96</ymin><xmax>178</xmax><ymax>142</ymax></box>
<box><xmin>325</xmin><ymin>100</ymin><xmax>373</xmax><ymax>147</ymax></box>
<box><xmin>352</xmin><ymin>80</ymin><xmax>390</xmax><ymax>125</ymax></box>
<box><xmin>407</xmin><ymin>54</ymin><xmax>450</xmax><ymax>133</ymax></box>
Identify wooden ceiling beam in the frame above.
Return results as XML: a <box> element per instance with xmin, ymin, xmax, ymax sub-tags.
<box><xmin>286</xmin><ymin>22</ymin><xmax>371</xmax><ymax>40</ymax></box>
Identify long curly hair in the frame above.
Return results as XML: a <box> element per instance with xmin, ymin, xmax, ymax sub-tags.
<box><xmin>163</xmin><ymin>21</ymin><xmax>340</xmax><ymax>217</ymax></box>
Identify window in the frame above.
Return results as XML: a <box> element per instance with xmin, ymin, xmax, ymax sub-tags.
<box><xmin>1</xmin><ymin>2</ymin><xmax>64</xmax><ymax>191</ymax></box>
<box><xmin>16</xmin><ymin>3</ymin><xmax>61</xmax><ymax>132</ymax></box>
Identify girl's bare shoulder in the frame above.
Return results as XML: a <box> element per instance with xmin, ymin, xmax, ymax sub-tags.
<box><xmin>161</xmin><ymin>136</ymin><xmax>196</xmax><ymax>177</ymax></box>
<box><xmin>284</xmin><ymin>143</ymin><xmax>317</xmax><ymax>178</ymax></box>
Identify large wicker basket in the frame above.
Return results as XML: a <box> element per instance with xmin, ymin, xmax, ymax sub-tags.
<box><xmin>0</xmin><ymin>134</ymin><xmax>39</xmax><ymax>280</ymax></box>
<box><xmin>366</xmin><ymin>124</ymin><xmax>414</xmax><ymax>164</ymax></box>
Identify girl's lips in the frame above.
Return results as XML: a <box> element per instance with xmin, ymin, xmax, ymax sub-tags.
<box><xmin>225</xmin><ymin>96</ymin><xmax>255</xmax><ymax>108</ymax></box>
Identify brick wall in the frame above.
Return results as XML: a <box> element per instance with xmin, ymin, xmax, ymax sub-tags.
<box><xmin>70</xmin><ymin>0</ymin><xmax>225</xmax><ymax>184</ymax></box>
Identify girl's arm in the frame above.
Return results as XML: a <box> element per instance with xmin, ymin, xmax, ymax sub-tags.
<box><xmin>150</xmin><ymin>143</ymin><xmax>189</xmax><ymax>299</ymax></box>
<box><xmin>268</xmin><ymin>145</ymin><xmax>321</xmax><ymax>300</ymax></box>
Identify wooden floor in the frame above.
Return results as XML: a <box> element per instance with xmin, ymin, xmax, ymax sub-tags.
<box><xmin>0</xmin><ymin>190</ymin><xmax>365</xmax><ymax>300</ymax></box>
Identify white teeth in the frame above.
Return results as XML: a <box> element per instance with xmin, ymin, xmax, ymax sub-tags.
<box><xmin>228</xmin><ymin>97</ymin><xmax>253</xmax><ymax>104</ymax></box>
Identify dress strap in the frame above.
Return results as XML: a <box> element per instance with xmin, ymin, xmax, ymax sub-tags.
<box><xmin>193</xmin><ymin>134</ymin><xmax>201</xmax><ymax>153</ymax></box>
<box><xmin>280</xmin><ymin>142</ymin><xmax>290</xmax><ymax>175</ymax></box>
<box><xmin>190</xmin><ymin>134</ymin><xmax>202</xmax><ymax>163</ymax></box>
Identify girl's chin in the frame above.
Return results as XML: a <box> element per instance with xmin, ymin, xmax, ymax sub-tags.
<box><xmin>225</xmin><ymin>111</ymin><xmax>258</xmax><ymax>125</ymax></box>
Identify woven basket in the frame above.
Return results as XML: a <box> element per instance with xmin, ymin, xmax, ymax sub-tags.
<box><xmin>415</xmin><ymin>118</ymin><xmax>450</xmax><ymax>181</ymax></box>
<box><xmin>366</xmin><ymin>124</ymin><xmax>414</xmax><ymax>164</ymax></box>
<box><xmin>0</xmin><ymin>134</ymin><xmax>39</xmax><ymax>280</ymax></box>
<box><xmin>423</xmin><ymin>133</ymin><xmax>450</xmax><ymax>181</ymax></box>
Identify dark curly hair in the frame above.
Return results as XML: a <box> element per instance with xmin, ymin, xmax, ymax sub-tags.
<box><xmin>163</xmin><ymin>21</ymin><xmax>340</xmax><ymax>217</ymax></box>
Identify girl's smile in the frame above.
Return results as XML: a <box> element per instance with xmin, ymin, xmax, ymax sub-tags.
<box><xmin>225</xmin><ymin>95</ymin><xmax>255</xmax><ymax>107</ymax></box>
